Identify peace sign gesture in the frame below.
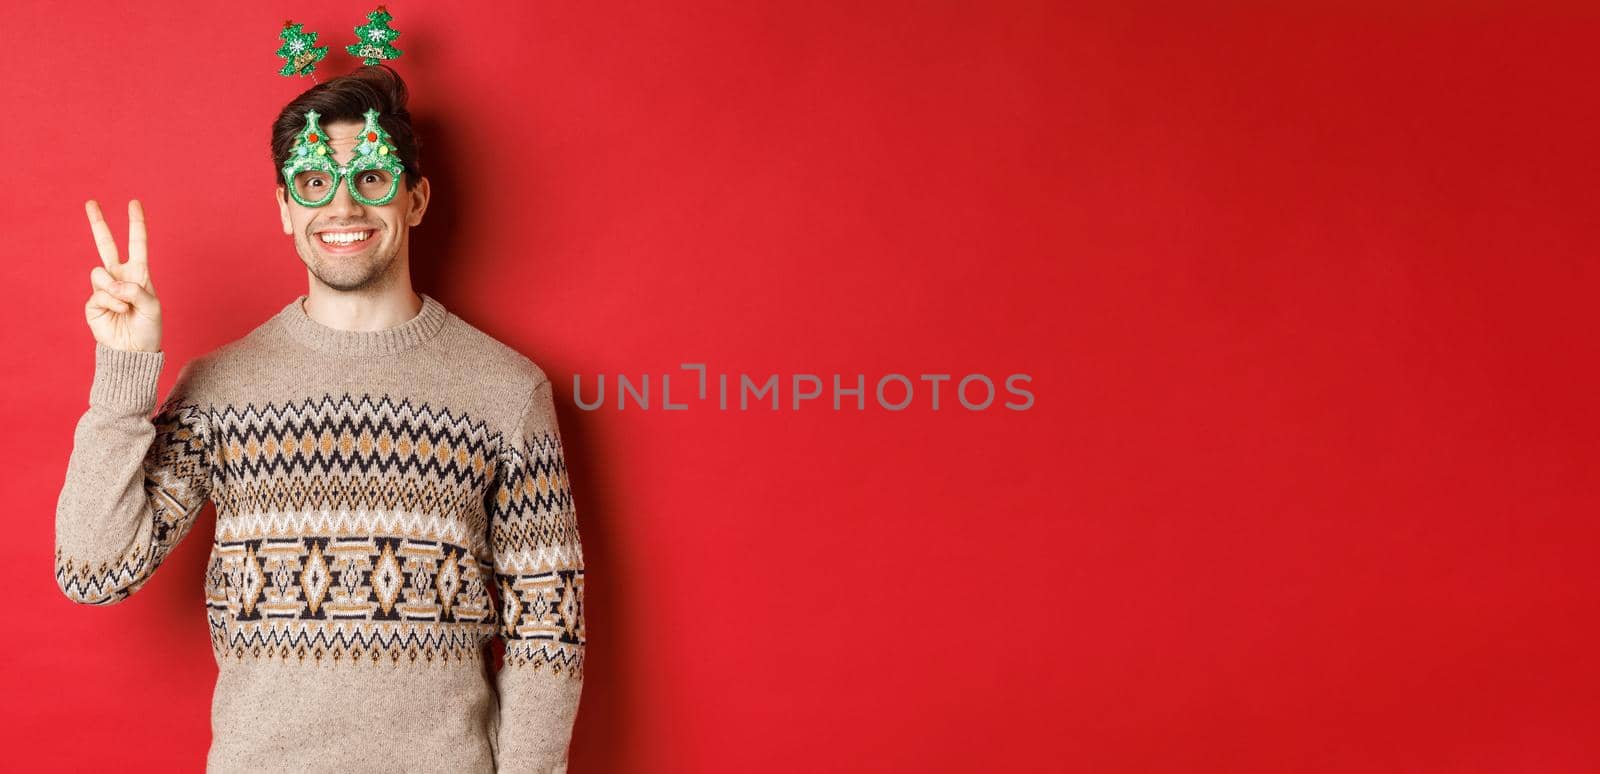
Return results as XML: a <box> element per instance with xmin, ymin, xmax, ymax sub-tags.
<box><xmin>83</xmin><ymin>199</ymin><xmax>164</xmax><ymax>353</ymax></box>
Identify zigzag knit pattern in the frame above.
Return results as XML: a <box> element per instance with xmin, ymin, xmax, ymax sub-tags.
<box><xmin>55</xmin><ymin>400</ymin><xmax>211</xmax><ymax>605</ymax></box>
<box><xmin>57</xmin><ymin>391</ymin><xmax>585</xmax><ymax>677</ymax></box>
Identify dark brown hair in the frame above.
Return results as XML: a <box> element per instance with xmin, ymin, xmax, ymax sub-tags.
<box><xmin>270</xmin><ymin>64</ymin><xmax>422</xmax><ymax>188</ymax></box>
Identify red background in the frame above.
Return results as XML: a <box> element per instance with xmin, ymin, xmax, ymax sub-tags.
<box><xmin>3</xmin><ymin>1</ymin><xmax>1598</xmax><ymax>771</ymax></box>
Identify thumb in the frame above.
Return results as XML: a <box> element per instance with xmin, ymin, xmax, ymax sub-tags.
<box><xmin>109</xmin><ymin>280</ymin><xmax>160</xmax><ymax>315</ymax></box>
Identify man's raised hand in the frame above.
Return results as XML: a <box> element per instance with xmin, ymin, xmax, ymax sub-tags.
<box><xmin>84</xmin><ymin>199</ymin><xmax>164</xmax><ymax>353</ymax></box>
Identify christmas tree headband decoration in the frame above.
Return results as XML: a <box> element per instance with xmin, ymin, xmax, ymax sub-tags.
<box><xmin>275</xmin><ymin>7</ymin><xmax>401</xmax><ymax>80</ymax></box>
<box><xmin>275</xmin><ymin>7</ymin><xmax>407</xmax><ymax>207</ymax></box>
<box><xmin>349</xmin><ymin>6</ymin><xmax>402</xmax><ymax>65</ymax></box>
<box><xmin>276</xmin><ymin>21</ymin><xmax>328</xmax><ymax>78</ymax></box>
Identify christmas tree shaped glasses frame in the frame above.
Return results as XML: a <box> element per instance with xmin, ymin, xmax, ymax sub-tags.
<box><xmin>281</xmin><ymin>108</ymin><xmax>408</xmax><ymax>207</ymax></box>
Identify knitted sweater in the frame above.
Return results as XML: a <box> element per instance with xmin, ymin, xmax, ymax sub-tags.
<box><xmin>54</xmin><ymin>293</ymin><xmax>585</xmax><ymax>773</ymax></box>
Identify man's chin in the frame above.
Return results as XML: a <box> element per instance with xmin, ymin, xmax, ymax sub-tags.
<box><xmin>302</xmin><ymin>249</ymin><xmax>397</xmax><ymax>290</ymax></box>
<box><xmin>310</xmin><ymin>267</ymin><xmax>385</xmax><ymax>292</ymax></box>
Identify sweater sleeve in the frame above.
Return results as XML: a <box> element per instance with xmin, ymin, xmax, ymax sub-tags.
<box><xmin>54</xmin><ymin>342</ymin><xmax>215</xmax><ymax>605</ymax></box>
<box><xmin>486</xmin><ymin>376</ymin><xmax>586</xmax><ymax>773</ymax></box>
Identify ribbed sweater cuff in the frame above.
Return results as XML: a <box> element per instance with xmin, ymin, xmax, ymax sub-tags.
<box><xmin>89</xmin><ymin>341</ymin><xmax>165</xmax><ymax>412</ymax></box>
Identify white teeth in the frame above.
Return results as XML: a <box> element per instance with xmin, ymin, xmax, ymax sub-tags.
<box><xmin>319</xmin><ymin>230</ymin><xmax>371</xmax><ymax>245</ymax></box>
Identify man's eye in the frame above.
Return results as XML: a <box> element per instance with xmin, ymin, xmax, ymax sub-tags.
<box><xmin>364</xmin><ymin>173</ymin><xmax>382</xmax><ymax>183</ymax></box>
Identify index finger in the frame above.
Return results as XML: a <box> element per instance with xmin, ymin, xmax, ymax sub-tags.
<box><xmin>126</xmin><ymin>199</ymin><xmax>149</xmax><ymax>284</ymax></box>
<box><xmin>84</xmin><ymin>200</ymin><xmax>121</xmax><ymax>272</ymax></box>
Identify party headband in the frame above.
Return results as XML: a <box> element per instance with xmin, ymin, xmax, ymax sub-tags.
<box><xmin>274</xmin><ymin>7</ymin><xmax>407</xmax><ymax>207</ymax></box>
<box><xmin>275</xmin><ymin>6</ymin><xmax>401</xmax><ymax>78</ymax></box>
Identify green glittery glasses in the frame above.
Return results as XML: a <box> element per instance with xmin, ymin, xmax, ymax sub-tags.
<box><xmin>281</xmin><ymin>109</ymin><xmax>407</xmax><ymax>207</ymax></box>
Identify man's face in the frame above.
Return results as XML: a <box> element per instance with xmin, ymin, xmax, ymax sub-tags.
<box><xmin>276</xmin><ymin>118</ymin><xmax>429</xmax><ymax>292</ymax></box>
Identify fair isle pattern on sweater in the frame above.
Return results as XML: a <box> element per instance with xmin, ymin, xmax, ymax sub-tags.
<box><xmin>54</xmin><ymin>293</ymin><xmax>585</xmax><ymax>773</ymax></box>
<box><xmin>57</xmin><ymin>390</ymin><xmax>585</xmax><ymax>674</ymax></box>
<box><xmin>56</xmin><ymin>397</ymin><xmax>211</xmax><ymax>605</ymax></box>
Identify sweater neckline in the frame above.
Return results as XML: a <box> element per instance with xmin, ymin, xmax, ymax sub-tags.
<box><xmin>276</xmin><ymin>292</ymin><xmax>449</xmax><ymax>357</ymax></box>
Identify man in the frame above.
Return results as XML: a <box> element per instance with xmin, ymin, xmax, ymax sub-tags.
<box><xmin>55</xmin><ymin>65</ymin><xmax>585</xmax><ymax>773</ymax></box>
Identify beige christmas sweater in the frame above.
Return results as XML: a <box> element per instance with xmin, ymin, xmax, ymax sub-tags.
<box><xmin>54</xmin><ymin>293</ymin><xmax>585</xmax><ymax>773</ymax></box>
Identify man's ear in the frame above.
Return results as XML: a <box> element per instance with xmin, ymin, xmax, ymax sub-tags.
<box><xmin>275</xmin><ymin>185</ymin><xmax>293</xmax><ymax>235</ymax></box>
<box><xmin>406</xmin><ymin>176</ymin><xmax>430</xmax><ymax>228</ymax></box>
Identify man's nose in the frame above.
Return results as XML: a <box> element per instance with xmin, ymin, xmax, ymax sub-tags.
<box><xmin>324</xmin><ymin>176</ymin><xmax>365</xmax><ymax>217</ymax></box>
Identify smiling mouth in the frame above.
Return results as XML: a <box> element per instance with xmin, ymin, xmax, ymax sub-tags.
<box><xmin>316</xmin><ymin>229</ymin><xmax>377</xmax><ymax>246</ymax></box>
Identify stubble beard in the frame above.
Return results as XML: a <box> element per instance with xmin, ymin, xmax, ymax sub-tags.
<box><xmin>297</xmin><ymin>230</ymin><xmax>402</xmax><ymax>292</ymax></box>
